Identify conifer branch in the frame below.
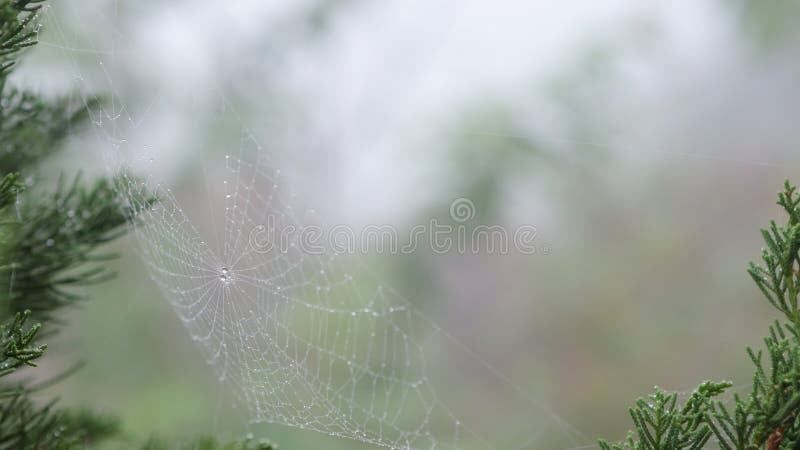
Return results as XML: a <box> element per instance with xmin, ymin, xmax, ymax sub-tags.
<box><xmin>0</xmin><ymin>174</ymin><xmax>156</xmax><ymax>320</ymax></box>
<box><xmin>600</xmin><ymin>181</ymin><xmax>800</xmax><ymax>449</ymax></box>
<box><xmin>0</xmin><ymin>0</ymin><xmax>44</xmax><ymax>77</ymax></box>
<box><xmin>142</xmin><ymin>436</ymin><xmax>277</xmax><ymax>450</ymax></box>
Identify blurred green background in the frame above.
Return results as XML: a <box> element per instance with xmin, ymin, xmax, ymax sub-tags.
<box><xmin>12</xmin><ymin>0</ymin><xmax>800</xmax><ymax>448</ymax></box>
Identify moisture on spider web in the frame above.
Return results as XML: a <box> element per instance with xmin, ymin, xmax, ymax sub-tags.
<box><xmin>33</xmin><ymin>2</ymin><xmax>596</xmax><ymax>449</ymax></box>
<box><xmin>119</xmin><ymin>139</ymin><xmax>588</xmax><ymax>449</ymax></box>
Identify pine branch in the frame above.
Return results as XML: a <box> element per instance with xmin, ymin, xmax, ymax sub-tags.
<box><xmin>0</xmin><ymin>87</ymin><xmax>103</xmax><ymax>174</ymax></box>
<box><xmin>0</xmin><ymin>0</ymin><xmax>44</xmax><ymax>77</ymax></box>
<box><xmin>0</xmin><ymin>1</ymin><xmax>103</xmax><ymax>177</ymax></box>
<box><xmin>0</xmin><ymin>173</ymin><xmax>156</xmax><ymax>321</ymax></box>
<box><xmin>0</xmin><ymin>3</ymin><xmax>240</xmax><ymax>450</ymax></box>
<box><xmin>0</xmin><ymin>311</ymin><xmax>118</xmax><ymax>449</ymax></box>
<box><xmin>598</xmin><ymin>382</ymin><xmax>731</xmax><ymax>450</ymax></box>
<box><xmin>600</xmin><ymin>180</ymin><xmax>800</xmax><ymax>449</ymax></box>
<box><xmin>0</xmin><ymin>173</ymin><xmax>21</xmax><ymax>211</ymax></box>
<box><xmin>141</xmin><ymin>435</ymin><xmax>277</xmax><ymax>450</ymax></box>
<box><xmin>0</xmin><ymin>310</ymin><xmax>43</xmax><ymax>377</ymax></box>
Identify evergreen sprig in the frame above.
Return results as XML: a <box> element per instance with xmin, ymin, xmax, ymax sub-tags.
<box><xmin>0</xmin><ymin>1</ymin><xmax>278</xmax><ymax>448</ymax></box>
<box><xmin>142</xmin><ymin>435</ymin><xmax>277</xmax><ymax>450</ymax></box>
<box><xmin>599</xmin><ymin>382</ymin><xmax>732</xmax><ymax>450</ymax></box>
<box><xmin>0</xmin><ymin>1</ymin><xmax>103</xmax><ymax>173</ymax></box>
<box><xmin>748</xmin><ymin>182</ymin><xmax>800</xmax><ymax>324</ymax></box>
<box><xmin>0</xmin><ymin>0</ymin><xmax>43</xmax><ymax>76</ymax></box>
<box><xmin>600</xmin><ymin>181</ymin><xmax>800</xmax><ymax>450</ymax></box>
<box><xmin>0</xmin><ymin>389</ymin><xmax>121</xmax><ymax>450</ymax></box>
<box><xmin>0</xmin><ymin>311</ymin><xmax>119</xmax><ymax>449</ymax></box>
<box><xmin>0</xmin><ymin>173</ymin><xmax>21</xmax><ymax>211</ymax></box>
<box><xmin>1</xmin><ymin>173</ymin><xmax>155</xmax><ymax>320</ymax></box>
<box><xmin>0</xmin><ymin>86</ymin><xmax>102</xmax><ymax>173</ymax></box>
<box><xmin>0</xmin><ymin>309</ymin><xmax>43</xmax><ymax>376</ymax></box>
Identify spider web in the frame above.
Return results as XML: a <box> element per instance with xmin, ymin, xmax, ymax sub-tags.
<box><xmin>114</xmin><ymin>129</ymin><xmax>592</xmax><ymax>450</ymax></box>
<box><xmin>106</xmin><ymin>133</ymin><xmax>596</xmax><ymax>449</ymax></box>
<box><xmin>132</xmin><ymin>147</ymin><xmax>468</xmax><ymax>449</ymax></box>
<box><xmin>29</xmin><ymin>1</ymin><xmax>600</xmax><ymax>449</ymax></box>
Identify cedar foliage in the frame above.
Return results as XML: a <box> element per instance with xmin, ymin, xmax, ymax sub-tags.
<box><xmin>600</xmin><ymin>181</ymin><xmax>800</xmax><ymax>450</ymax></box>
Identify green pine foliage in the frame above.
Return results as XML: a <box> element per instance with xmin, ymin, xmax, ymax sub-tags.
<box><xmin>6</xmin><ymin>1</ymin><xmax>799</xmax><ymax>449</ymax></box>
<box><xmin>0</xmin><ymin>1</ymin><xmax>274</xmax><ymax>449</ymax></box>
<box><xmin>2</xmin><ymin>174</ymin><xmax>153</xmax><ymax>320</ymax></box>
<box><xmin>0</xmin><ymin>1</ymin><xmax>40</xmax><ymax>74</ymax></box>
<box><xmin>600</xmin><ymin>181</ymin><xmax>800</xmax><ymax>450</ymax></box>
<box><xmin>0</xmin><ymin>1</ymin><xmax>132</xmax><ymax>448</ymax></box>
<box><xmin>141</xmin><ymin>436</ymin><xmax>276</xmax><ymax>450</ymax></box>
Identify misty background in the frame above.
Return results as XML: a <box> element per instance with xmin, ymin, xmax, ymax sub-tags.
<box><xmin>10</xmin><ymin>0</ymin><xmax>800</xmax><ymax>448</ymax></box>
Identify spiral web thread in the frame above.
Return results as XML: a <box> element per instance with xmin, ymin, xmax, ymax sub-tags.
<box><xmin>112</xmin><ymin>126</ymin><xmax>605</xmax><ymax>449</ymax></box>
<box><xmin>27</xmin><ymin>2</ymin><xmax>607</xmax><ymax>449</ymax></box>
<box><xmin>32</xmin><ymin>2</ymin><xmax>770</xmax><ymax>448</ymax></box>
<box><xmin>126</xmin><ymin>141</ymin><xmax>471</xmax><ymax>449</ymax></box>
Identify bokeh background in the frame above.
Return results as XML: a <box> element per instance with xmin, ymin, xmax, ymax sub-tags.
<box><xmin>10</xmin><ymin>0</ymin><xmax>800</xmax><ymax>448</ymax></box>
